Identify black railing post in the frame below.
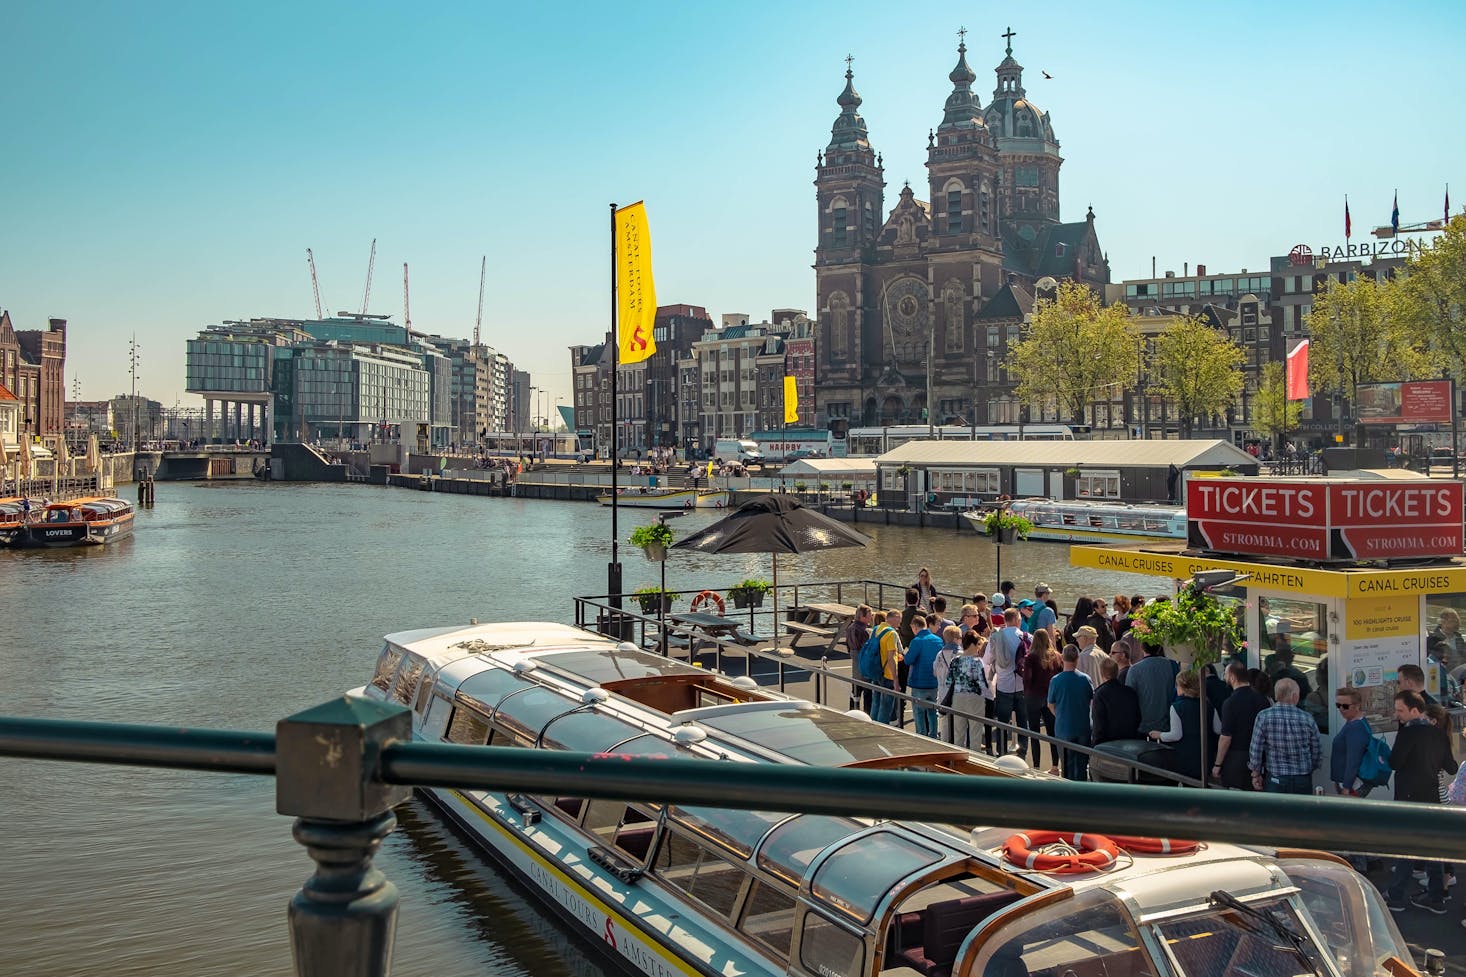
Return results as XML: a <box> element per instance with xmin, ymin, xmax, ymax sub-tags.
<box><xmin>276</xmin><ymin>698</ymin><xmax>413</xmax><ymax>977</ymax></box>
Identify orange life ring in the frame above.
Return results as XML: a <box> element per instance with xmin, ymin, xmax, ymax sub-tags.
<box><xmin>690</xmin><ymin>590</ymin><xmax>726</xmax><ymax>616</ymax></box>
<box><xmin>1002</xmin><ymin>831</ymin><xmax>1120</xmax><ymax>874</ymax></box>
<box><xmin>1107</xmin><ymin>835</ymin><xmax>1201</xmax><ymax>856</ymax></box>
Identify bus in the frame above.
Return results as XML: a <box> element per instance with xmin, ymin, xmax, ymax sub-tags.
<box><xmin>846</xmin><ymin>424</ymin><xmax>1074</xmax><ymax>456</ymax></box>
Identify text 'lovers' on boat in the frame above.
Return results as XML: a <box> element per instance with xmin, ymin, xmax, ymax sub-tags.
<box><xmin>356</xmin><ymin>618</ymin><xmax>1414</xmax><ymax>977</ymax></box>
<box><xmin>964</xmin><ymin>498</ymin><xmax>1186</xmax><ymax>544</ymax></box>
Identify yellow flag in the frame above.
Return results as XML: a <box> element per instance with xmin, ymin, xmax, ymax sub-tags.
<box><xmin>614</xmin><ymin>202</ymin><xmax>657</xmax><ymax>365</ymax></box>
<box><xmin>783</xmin><ymin>375</ymin><xmax>799</xmax><ymax>424</ymax></box>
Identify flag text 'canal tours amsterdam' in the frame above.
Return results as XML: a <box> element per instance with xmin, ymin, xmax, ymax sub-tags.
<box><xmin>615</xmin><ymin>202</ymin><xmax>657</xmax><ymax>365</ymax></box>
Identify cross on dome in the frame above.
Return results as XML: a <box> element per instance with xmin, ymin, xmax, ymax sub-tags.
<box><xmin>1002</xmin><ymin>26</ymin><xmax>1016</xmax><ymax>55</ymax></box>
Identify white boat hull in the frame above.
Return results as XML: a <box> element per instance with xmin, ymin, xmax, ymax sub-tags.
<box><xmin>597</xmin><ymin>490</ymin><xmax>729</xmax><ymax>509</ymax></box>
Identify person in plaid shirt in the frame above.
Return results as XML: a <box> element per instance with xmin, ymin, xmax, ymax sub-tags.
<box><xmin>1248</xmin><ymin>678</ymin><xmax>1321</xmax><ymax>794</ymax></box>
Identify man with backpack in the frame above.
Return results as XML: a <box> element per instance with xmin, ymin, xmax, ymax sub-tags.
<box><xmin>845</xmin><ymin>605</ymin><xmax>873</xmax><ymax>714</ymax></box>
<box><xmin>985</xmin><ymin>608</ymin><xmax>1027</xmax><ymax>755</ymax></box>
<box><xmin>1331</xmin><ymin>687</ymin><xmax>1378</xmax><ymax>797</ymax></box>
<box><xmin>859</xmin><ymin>610</ymin><xmax>903</xmax><ymax>725</ymax></box>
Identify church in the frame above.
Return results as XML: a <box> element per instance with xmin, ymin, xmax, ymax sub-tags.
<box><xmin>814</xmin><ymin>30</ymin><xmax>1111</xmax><ymax>428</ymax></box>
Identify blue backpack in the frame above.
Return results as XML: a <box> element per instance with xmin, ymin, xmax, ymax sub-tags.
<box><xmin>1358</xmin><ymin>733</ymin><xmax>1392</xmax><ymax>788</ymax></box>
<box><xmin>859</xmin><ymin>626</ymin><xmax>893</xmax><ymax>682</ymax></box>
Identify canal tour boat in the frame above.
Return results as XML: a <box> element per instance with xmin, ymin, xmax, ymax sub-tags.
<box><xmin>964</xmin><ymin>499</ymin><xmax>1186</xmax><ymax>544</ymax></box>
<box><xmin>359</xmin><ymin>619</ymin><xmax>1415</xmax><ymax>977</ymax></box>
<box><xmin>10</xmin><ymin>496</ymin><xmax>135</xmax><ymax>548</ymax></box>
<box><xmin>598</xmin><ymin>487</ymin><xmax>731</xmax><ymax>509</ymax></box>
<box><xmin>0</xmin><ymin>496</ymin><xmax>47</xmax><ymax>547</ymax></box>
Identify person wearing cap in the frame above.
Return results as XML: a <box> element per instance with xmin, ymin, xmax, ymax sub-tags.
<box><xmin>1031</xmin><ymin>584</ymin><xmax>1057</xmax><ymax>635</ymax></box>
<box><xmin>1074</xmin><ymin>626</ymin><xmax>1111</xmax><ymax>686</ymax></box>
<box><xmin>1015</xmin><ymin>599</ymin><xmax>1036</xmax><ymax>634</ymax></box>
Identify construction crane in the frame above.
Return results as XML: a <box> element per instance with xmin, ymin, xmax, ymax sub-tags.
<box><xmin>473</xmin><ymin>255</ymin><xmax>486</xmax><ymax>349</ymax></box>
<box><xmin>403</xmin><ymin>262</ymin><xmax>412</xmax><ymax>343</ymax></box>
<box><xmin>306</xmin><ymin>248</ymin><xmax>328</xmax><ymax>319</ymax></box>
<box><xmin>359</xmin><ymin>238</ymin><xmax>377</xmax><ymax>314</ymax></box>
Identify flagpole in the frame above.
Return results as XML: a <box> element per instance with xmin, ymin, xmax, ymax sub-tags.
<box><xmin>609</xmin><ymin>202</ymin><xmax>623</xmax><ymax>610</ymax></box>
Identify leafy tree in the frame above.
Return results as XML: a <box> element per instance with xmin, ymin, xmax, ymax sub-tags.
<box><xmin>1252</xmin><ymin>362</ymin><xmax>1302</xmax><ymax>449</ymax></box>
<box><xmin>1007</xmin><ymin>281</ymin><xmax>1139</xmax><ymax>425</ymax></box>
<box><xmin>1149</xmin><ymin>317</ymin><xmax>1245</xmax><ymax>437</ymax></box>
<box><xmin>1304</xmin><ymin>275</ymin><xmax>1430</xmax><ymax>404</ymax></box>
<box><xmin>1392</xmin><ymin>215</ymin><xmax>1466</xmax><ymax>380</ymax></box>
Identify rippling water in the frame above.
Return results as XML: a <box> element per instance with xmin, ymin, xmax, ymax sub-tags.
<box><xmin>0</xmin><ymin>482</ymin><xmax>1149</xmax><ymax>976</ymax></box>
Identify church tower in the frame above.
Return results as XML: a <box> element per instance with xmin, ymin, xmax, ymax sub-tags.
<box><xmin>984</xmin><ymin>27</ymin><xmax>1063</xmax><ymax>241</ymax></box>
<box><xmin>815</xmin><ymin>62</ymin><xmax>884</xmax><ymax>395</ymax></box>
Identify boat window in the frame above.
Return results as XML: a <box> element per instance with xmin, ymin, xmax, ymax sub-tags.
<box><xmin>393</xmin><ymin>658</ymin><xmax>425</xmax><ymax>705</ymax></box>
<box><xmin>604</xmin><ymin>733</ymin><xmax>681</xmax><ymax>758</ymax></box>
<box><xmin>973</xmin><ymin>889</ymin><xmax>1157</xmax><ymax>977</ymax></box>
<box><xmin>413</xmin><ymin>673</ymin><xmax>436</xmax><ymax>715</ymax></box>
<box><xmin>798</xmin><ymin>911</ymin><xmax>865</xmax><ymax>977</ymax></box>
<box><xmin>493</xmin><ymin>687</ymin><xmax>574</xmax><ymax>745</ymax></box>
<box><xmin>757</xmin><ymin>815</ymin><xmax>864</xmax><ymax>885</ymax></box>
<box><xmin>811</xmin><ymin>832</ymin><xmax>943</xmax><ymax>924</ymax></box>
<box><xmin>740</xmin><ymin>879</ymin><xmax>797</xmax><ymax>963</ymax></box>
<box><xmin>540</xmin><ymin>710</ymin><xmax>642</xmax><ymax>753</ymax></box>
<box><xmin>582</xmin><ymin>800</ymin><xmax>659</xmax><ymax>861</ymax></box>
<box><xmin>456</xmin><ymin>668</ymin><xmax>536</xmax><ymax>710</ymax></box>
<box><xmin>651</xmin><ymin>828</ymin><xmax>747</xmax><ymax>919</ymax></box>
<box><xmin>1155</xmin><ymin>896</ymin><xmax>1323</xmax><ymax>977</ymax></box>
<box><xmin>1282</xmin><ymin>859</ymin><xmax>1413</xmax><ymax>977</ymax></box>
<box><xmin>371</xmin><ymin>645</ymin><xmax>402</xmax><ymax>692</ymax></box>
<box><xmin>445</xmin><ymin>706</ymin><xmax>492</xmax><ymax>746</ymax></box>
<box><xmin>670</xmin><ymin>807</ymin><xmax>789</xmax><ymax>859</ymax></box>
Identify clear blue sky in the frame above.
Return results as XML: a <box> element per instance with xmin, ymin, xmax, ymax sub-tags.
<box><xmin>3</xmin><ymin>0</ymin><xmax>1462</xmax><ymax>411</ymax></box>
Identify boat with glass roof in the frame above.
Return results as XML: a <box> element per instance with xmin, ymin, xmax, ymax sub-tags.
<box><xmin>358</xmin><ymin>619</ymin><xmax>1418</xmax><ymax>977</ymax></box>
<box><xmin>963</xmin><ymin>500</ymin><xmax>1186</xmax><ymax>544</ymax></box>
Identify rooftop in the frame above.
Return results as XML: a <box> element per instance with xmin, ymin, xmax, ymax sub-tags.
<box><xmin>877</xmin><ymin>438</ymin><xmax>1258</xmax><ymax>469</ymax></box>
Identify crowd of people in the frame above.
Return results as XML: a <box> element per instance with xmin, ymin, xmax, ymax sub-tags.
<box><xmin>843</xmin><ymin>570</ymin><xmax>1466</xmax><ymax>920</ymax></box>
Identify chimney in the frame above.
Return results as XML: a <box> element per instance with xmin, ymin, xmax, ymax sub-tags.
<box><xmin>1184</xmin><ymin>262</ymin><xmax>1189</xmax><ymax>276</ymax></box>
<box><xmin>1197</xmin><ymin>264</ymin><xmax>1206</xmax><ymax>276</ymax></box>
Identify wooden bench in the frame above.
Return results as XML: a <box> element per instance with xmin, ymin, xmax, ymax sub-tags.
<box><xmin>782</xmin><ymin>621</ymin><xmax>835</xmax><ymax>640</ymax></box>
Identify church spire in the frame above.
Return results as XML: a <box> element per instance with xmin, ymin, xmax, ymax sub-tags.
<box><xmin>827</xmin><ymin>56</ymin><xmax>872</xmax><ymax>154</ymax></box>
<box><xmin>938</xmin><ymin>33</ymin><xmax>983</xmax><ymax>132</ymax></box>
<box><xmin>994</xmin><ymin>26</ymin><xmax>1025</xmax><ymax>100</ymax></box>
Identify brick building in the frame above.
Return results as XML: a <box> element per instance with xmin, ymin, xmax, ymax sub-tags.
<box><xmin>0</xmin><ymin>311</ymin><xmax>68</xmax><ymax>446</ymax></box>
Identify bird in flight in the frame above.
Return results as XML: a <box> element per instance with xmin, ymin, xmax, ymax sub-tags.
<box><xmin>1042</xmin><ymin>70</ymin><xmax>1053</xmax><ymax>79</ymax></box>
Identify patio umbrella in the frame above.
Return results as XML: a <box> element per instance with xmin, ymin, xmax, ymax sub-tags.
<box><xmin>86</xmin><ymin>433</ymin><xmax>100</xmax><ymax>475</ymax></box>
<box><xmin>18</xmin><ymin>433</ymin><xmax>32</xmax><ymax>484</ymax></box>
<box><xmin>0</xmin><ymin>438</ymin><xmax>9</xmax><ymax>494</ymax></box>
<box><xmin>672</xmin><ymin>495</ymin><xmax>871</xmax><ymax>650</ymax></box>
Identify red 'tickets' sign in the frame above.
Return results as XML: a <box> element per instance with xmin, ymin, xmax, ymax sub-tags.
<box><xmin>1187</xmin><ymin>478</ymin><xmax>1464</xmax><ymax>561</ymax></box>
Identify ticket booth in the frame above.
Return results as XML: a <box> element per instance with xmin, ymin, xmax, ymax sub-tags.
<box><xmin>1070</xmin><ymin>477</ymin><xmax>1466</xmax><ymax>788</ymax></box>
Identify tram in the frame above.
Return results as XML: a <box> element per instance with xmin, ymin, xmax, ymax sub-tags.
<box><xmin>847</xmin><ymin>425</ymin><xmax>1074</xmax><ymax>457</ymax></box>
<box><xmin>359</xmin><ymin>620</ymin><xmax>1413</xmax><ymax>977</ymax></box>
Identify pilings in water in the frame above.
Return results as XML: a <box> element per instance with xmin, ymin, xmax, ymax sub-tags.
<box><xmin>137</xmin><ymin>478</ymin><xmax>156</xmax><ymax>506</ymax></box>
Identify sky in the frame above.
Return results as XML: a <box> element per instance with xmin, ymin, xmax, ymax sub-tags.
<box><xmin>3</xmin><ymin>0</ymin><xmax>1463</xmax><ymax>412</ymax></box>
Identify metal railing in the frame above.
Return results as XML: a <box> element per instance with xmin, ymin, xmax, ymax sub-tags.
<box><xmin>3</xmin><ymin>708</ymin><xmax>1464</xmax><ymax>977</ymax></box>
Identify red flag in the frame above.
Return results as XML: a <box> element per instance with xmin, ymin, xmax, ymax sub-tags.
<box><xmin>1286</xmin><ymin>340</ymin><xmax>1310</xmax><ymax>401</ymax></box>
<box><xmin>1345</xmin><ymin>197</ymin><xmax>1351</xmax><ymax>240</ymax></box>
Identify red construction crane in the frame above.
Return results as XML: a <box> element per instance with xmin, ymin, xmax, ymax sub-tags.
<box><xmin>306</xmin><ymin>248</ymin><xmax>328</xmax><ymax>319</ymax></box>
<box><xmin>473</xmin><ymin>255</ymin><xmax>486</xmax><ymax>349</ymax></box>
<box><xmin>359</xmin><ymin>238</ymin><xmax>377</xmax><ymax>314</ymax></box>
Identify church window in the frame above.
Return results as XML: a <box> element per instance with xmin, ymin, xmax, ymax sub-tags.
<box><xmin>1016</xmin><ymin>165</ymin><xmax>1039</xmax><ymax>187</ymax></box>
<box><xmin>1016</xmin><ymin>112</ymin><xmax>1033</xmax><ymax>137</ymax></box>
<box><xmin>946</xmin><ymin>191</ymin><xmax>963</xmax><ymax>233</ymax></box>
<box><xmin>863</xmin><ymin>202</ymin><xmax>874</xmax><ymax>239</ymax></box>
<box><xmin>832</xmin><ymin>207</ymin><xmax>847</xmax><ymax>248</ymax></box>
<box><xmin>943</xmin><ymin>283</ymin><xmax>965</xmax><ymax>353</ymax></box>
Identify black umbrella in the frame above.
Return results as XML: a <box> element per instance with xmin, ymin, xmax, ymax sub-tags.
<box><xmin>673</xmin><ymin>495</ymin><xmax>871</xmax><ymax>644</ymax></box>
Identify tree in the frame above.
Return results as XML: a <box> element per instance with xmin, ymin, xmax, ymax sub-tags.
<box><xmin>1252</xmin><ymin>361</ymin><xmax>1302</xmax><ymax>450</ymax></box>
<box><xmin>1007</xmin><ymin>281</ymin><xmax>1139</xmax><ymax>426</ymax></box>
<box><xmin>1304</xmin><ymin>275</ymin><xmax>1430</xmax><ymax>405</ymax></box>
<box><xmin>1149</xmin><ymin>317</ymin><xmax>1245</xmax><ymax>437</ymax></box>
<box><xmin>1392</xmin><ymin>215</ymin><xmax>1466</xmax><ymax>380</ymax></box>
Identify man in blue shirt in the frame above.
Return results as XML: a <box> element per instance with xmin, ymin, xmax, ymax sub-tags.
<box><xmin>1031</xmin><ymin>584</ymin><xmax>1057</xmax><ymax>636</ymax></box>
<box><xmin>904</xmin><ymin>617</ymin><xmax>943</xmax><ymax>739</ymax></box>
<box><xmin>1247</xmin><ymin>678</ymin><xmax>1321</xmax><ymax>794</ymax></box>
<box><xmin>1331</xmin><ymin>686</ymin><xmax>1372</xmax><ymax>796</ymax></box>
<box><xmin>1048</xmin><ymin>646</ymin><xmax>1094</xmax><ymax>781</ymax></box>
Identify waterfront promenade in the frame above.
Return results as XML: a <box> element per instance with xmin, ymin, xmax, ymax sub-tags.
<box><xmin>4</xmin><ymin>482</ymin><xmax>1464</xmax><ymax>975</ymax></box>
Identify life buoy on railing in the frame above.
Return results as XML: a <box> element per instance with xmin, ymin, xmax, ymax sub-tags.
<box><xmin>690</xmin><ymin>590</ymin><xmax>726</xmax><ymax>616</ymax></box>
<box><xmin>1002</xmin><ymin>831</ymin><xmax>1120</xmax><ymax>874</ymax></box>
<box><xmin>1107</xmin><ymin>835</ymin><xmax>1201</xmax><ymax>856</ymax></box>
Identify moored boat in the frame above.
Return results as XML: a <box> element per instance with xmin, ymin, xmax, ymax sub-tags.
<box><xmin>359</xmin><ymin>619</ymin><xmax>1415</xmax><ymax>977</ymax></box>
<box><xmin>0</xmin><ymin>496</ymin><xmax>47</xmax><ymax>547</ymax></box>
<box><xmin>597</xmin><ymin>487</ymin><xmax>730</xmax><ymax>509</ymax></box>
<box><xmin>10</xmin><ymin>496</ymin><xmax>135</xmax><ymax>548</ymax></box>
<box><xmin>964</xmin><ymin>498</ymin><xmax>1185</xmax><ymax>543</ymax></box>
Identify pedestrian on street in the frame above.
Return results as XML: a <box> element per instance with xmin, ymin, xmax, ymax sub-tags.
<box><xmin>904</xmin><ymin>616</ymin><xmax>943</xmax><ymax>739</ymax></box>
<box><xmin>1021</xmin><ymin>629</ymin><xmax>1062</xmax><ymax>773</ymax></box>
<box><xmin>1247</xmin><ymin>678</ymin><xmax>1321</xmax><ymax>794</ymax></box>
<box><xmin>985</xmin><ymin>608</ymin><xmax>1027</xmax><ymax>755</ymax></box>
<box><xmin>1214</xmin><ymin>663</ymin><xmax>1269</xmax><ymax>790</ymax></box>
<box><xmin>1382</xmin><ymin>690</ymin><xmax>1458</xmax><ymax>914</ymax></box>
<box><xmin>947</xmin><ymin>630</ymin><xmax>990</xmax><ymax>752</ymax></box>
<box><xmin>1048</xmin><ymin>645</ymin><xmax>1094</xmax><ymax>781</ymax></box>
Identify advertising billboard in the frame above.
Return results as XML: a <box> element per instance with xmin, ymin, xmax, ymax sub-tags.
<box><xmin>1355</xmin><ymin>380</ymin><xmax>1454</xmax><ymax>425</ymax></box>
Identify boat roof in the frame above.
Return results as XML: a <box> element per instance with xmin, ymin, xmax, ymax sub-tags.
<box><xmin>46</xmin><ymin>496</ymin><xmax>129</xmax><ymax>510</ymax></box>
<box><xmin>877</xmin><ymin>438</ymin><xmax>1257</xmax><ymax>469</ymax></box>
<box><xmin>383</xmin><ymin>620</ymin><xmax>1292</xmax><ymax>906</ymax></box>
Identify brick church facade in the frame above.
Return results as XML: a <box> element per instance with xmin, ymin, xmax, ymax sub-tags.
<box><xmin>814</xmin><ymin>33</ymin><xmax>1111</xmax><ymax>427</ymax></box>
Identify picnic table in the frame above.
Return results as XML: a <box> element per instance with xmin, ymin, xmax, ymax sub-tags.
<box><xmin>785</xmin><ymin>601</ymin><xmax>858</xmax><ymax>655</ymax></box>
<box><xmin>667</xmin><ymin>612</ymin><xmax>750</xmax><ymax>654</ymax></box>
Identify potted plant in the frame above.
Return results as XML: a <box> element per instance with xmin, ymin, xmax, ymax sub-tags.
<box><xmin>729</xmin><ymin>578</ymin><xmax>772</xmax><ymax>609</ymax></box>
<box><xmin>633</xmin><ymin>586</ymin><xmax>676</xmax><ymax>614</ymax></box>
<box><xmin>1129</xmin><ymin>587</ymin><xmax>1241</xmax><ymax>672</ymax></box>
<box><xmin>629</xmin><ymin>522</ymin><xmax>674</xmax><ymax>562</ymax></box>
<box><xmin>1064</xmin><ymin>466</ymin><xmax>1081</xmax><ymax>479</ymax></box>
<box><xmin>982</xmin><ymin>508</ymin><xmax>1034</xmax><ymax>545</ymax></box>
<box><xmin>794</xmin><ymin>481</ymin><xmax>807</xmax><ymax>495</ymax></box>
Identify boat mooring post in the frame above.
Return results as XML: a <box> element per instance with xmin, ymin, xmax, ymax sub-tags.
<box><xmin>276</xmin><ymin>697</ymin><xmax>413</xmax><ymax>977</ymax></box>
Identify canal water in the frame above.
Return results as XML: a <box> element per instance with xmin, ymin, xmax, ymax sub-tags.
<box><xmin>0</xmin><ymin>482</ymin><xmax>1151</xmax><ymax>977</ymax></box>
